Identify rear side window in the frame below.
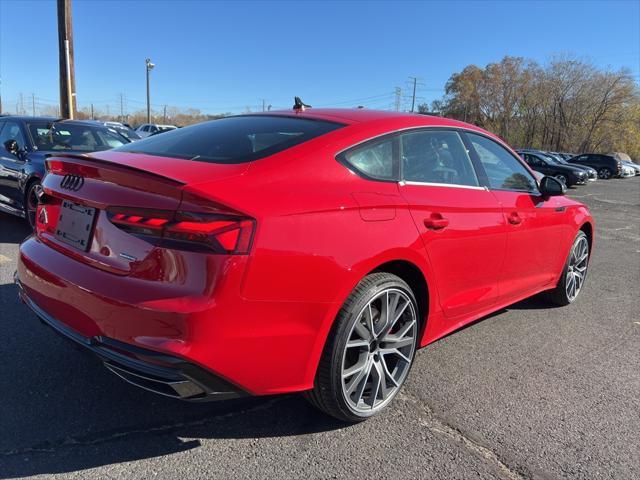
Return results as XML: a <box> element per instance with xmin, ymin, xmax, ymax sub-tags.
<box><xmin>401</xmin><ymin>130</ymin><xmax>479</xmax><ymax>187</ymax></box>
<box><xmin>116</xmin><ymin>116</ymin><xmax>344</xmax><ymax>164</ymax></box>
<box><xmin>467</xmin><ymin>133</ymin><xmax>537</xmax><ymax>192</ymax></box>
<box><xmin>340</xmin><ymin>137</ymin><xmax>395</xmax><ymax>180</ymax></box>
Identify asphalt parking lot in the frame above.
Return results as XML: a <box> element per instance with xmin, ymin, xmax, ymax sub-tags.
<box><xmin>1</xmin><ymin>177</ymin><xmax>638</xmax><ymax>480</ymax></box>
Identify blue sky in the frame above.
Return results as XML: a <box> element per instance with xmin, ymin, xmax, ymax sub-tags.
<box><xmin>1</xmin><ymin>0</ymin><xmax>638</xmax><ymax>115</ymax></box>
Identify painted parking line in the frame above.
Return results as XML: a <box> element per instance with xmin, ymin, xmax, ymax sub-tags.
<box><xmin>0</xmin><ymin>254</ymin><xmax>11</xmax><ymax>265</ymax></box>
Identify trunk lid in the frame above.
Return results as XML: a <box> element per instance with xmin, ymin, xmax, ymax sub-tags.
<box><xmin>38</xmin><ymin>152</ymin><xmax>247</xmax><ymax>274</ymax></box>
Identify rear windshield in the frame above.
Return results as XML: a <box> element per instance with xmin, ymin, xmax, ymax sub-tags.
<box><xmin>115</xmin><ymin>115</ymin><xmax>344</xmax><ymax>164</ymax></box>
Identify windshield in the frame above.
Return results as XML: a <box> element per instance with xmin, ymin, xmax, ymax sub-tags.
<box><xmin>111</xmin><ymin>126</ymin><xmax>141</xmax><ymax>141</ymax></box>
<box><xmin>115</xmin><ymin>115</ymin><xmax>344</xmax><ymax>164</ymax></box>
<box><xmin>28</xmin><ymin>122</ymin><xmax>129</xmax><ymax>152</ymax></box>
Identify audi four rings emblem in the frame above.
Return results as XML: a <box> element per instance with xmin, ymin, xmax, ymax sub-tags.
<box><xmin>60</xmin><ymin>174</ymin><xmax>85</xmax><ymax>191</ymax></box>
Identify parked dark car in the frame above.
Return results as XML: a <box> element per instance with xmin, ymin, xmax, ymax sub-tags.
<box><xmin>543</xmin><ymin>151</ymin><xmax>597</xmax><ymax>181</ymax></box>
<box><xmin>0</xmin><ymin>116</ymin><xmax>130</xmax><ymax>227</ymax></box>
<box><xmin>568</xmin><ymin>153</ymin><xmax>622</xmax><ymax>179</ymax></box>
<box><xmin>517</xmin><ymin>150</ymin><xmax>588</xmax><ymax>187</ymax></box>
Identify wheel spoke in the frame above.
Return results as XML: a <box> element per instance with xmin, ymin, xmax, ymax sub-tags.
<box><xmin>343</xmin><ymin>355</ymin><xmax>368</xmax><ymax>378</ymax></box>
<box><xmin>380</xmin><ymin>347</ymin><xmax>411</xmax><ymax>364</ymax></box>
<box><xmin>346</xmin><ymin>339</ymin><xmax>369</xmax><ymax>349</ymax></box>
<box><xmin>347</xmin><ymin>356</ymin><xmax>371</xmax><ymax>396</ymax></box>
<box><xmin>367</xmin><ymin>361</ymin><xmax>383</xmax><ymax>408</ymax></box>
<box><xmin>383</xmin><ymin>318</ymin><xmax>416</xmax><ymax>343</ymax></box>
<box><xmin>380</xmin><ymin>355</ymin><xmax>399</xmax><ymax>388</ymax></box>
<box><xmin>381</xmin><ymin>336</ymin><xmax>414</xmax><ymax>349</ymax></box>
<box><xmin>354</xmin><ymin>314</ymin><xmax>372</xmax><ymax>342</ymax></box>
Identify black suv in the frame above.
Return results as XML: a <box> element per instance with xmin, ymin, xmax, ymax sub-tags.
<box><xmin>517</xmin><ymin>150</ymin><xmax>588</xmax><ymax>187</ymax></box>
<box><xmin>0</xmin><ymin>116</ymin><xmax>129</xmax><ymax>228</ymax></box>
<box><xmin>569</xmin><ymin>154</ymin><xmax>622</xmax><ymax>179</ymax></box>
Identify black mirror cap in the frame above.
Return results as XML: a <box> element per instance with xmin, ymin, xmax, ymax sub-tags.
<box><xmin>4</xmin><ymin>139</ymin><xmax>19</xmax><ymax>156</ymax></box>
<box><xmin>540</xmin><ymin>176</ymin><xmax>567</xmax><ymax>196</ymax></box>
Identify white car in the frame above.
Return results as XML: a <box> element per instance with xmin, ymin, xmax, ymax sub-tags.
<box><xmin>621</xmin><ymin>160</ymin><xmax>640</xmax><ymax>176</ymax></box>
<box><xmin>135</xmin><ymin>123</ymin><xmax>178</xmax><ymax>138</ymax></box>
<box><xmin>620</xmin><ymin>164</ymin><xmax>635</xmax><ymax>178</ymax></box>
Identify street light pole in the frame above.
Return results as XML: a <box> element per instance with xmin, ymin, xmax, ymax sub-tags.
<box><xmin>145</xmin><ymin>58</ymin><xmax>155</xmax><ymax>124</ymax></box>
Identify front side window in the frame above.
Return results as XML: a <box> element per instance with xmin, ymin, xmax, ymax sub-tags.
<box><xmin>467</xmin><ymin>133</ymin><xmax>537</xmax><ymax>192</ymax></box>
<box><xmin>401</xmin><ymin>130</ymin><xmax>479</xmax><ymax>187</ymax></box>
<box><xmin>524</xmin><ymin>154</ymin><xmax>544</xmax><ymax>167</ymax></box>
<box><xmin>340</xmin><ymin>137</ymin><xmax>395</xmax><ymax>180</ymax></box>
<box><xmin>117</xmin><ymin>115</ymin><xmax>344</xmax><ymax>164</ymax></box>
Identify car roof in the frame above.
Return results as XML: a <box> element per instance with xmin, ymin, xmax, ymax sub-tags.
<box><xmin>252</xmin><ymin>108</ymin><xmax>498</xmax><ymax>137</ymax></box>
<box><xmin>0</xmin><ymin>115</ymin><xmax>60</xmax><ymax>122</ymax></box>
<box><xmin>259</xmin><ymin>108</ymin><xmax>445</xmax><ymax>124</ymax></box>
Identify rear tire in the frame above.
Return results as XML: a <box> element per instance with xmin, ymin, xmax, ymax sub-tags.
<box><xmin>24</xmin><ymin>181</ymin><xmax>40</xmax><ymax>230</ymax></box>
<box><xmin>597</xmin><ymin>167</ymin><xmax>612</xmax><ymax>179</ymax></box>
<box><xmin>547</xmin><ymin>231</ymin><xmax>590</xmax><ymax>306</ymax></box>
<box><xmin>306</xmin><ymin>273</ymin><xmax>419</xmax><ymax>422</ymax></box>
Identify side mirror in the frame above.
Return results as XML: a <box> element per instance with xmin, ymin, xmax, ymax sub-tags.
<box><xmin>4</xmin><ymin>139</ymin><xmax>20</xmax><ymax>157</ymax></box>
<box><xmin>539</xmin><ymin>176</ymin><xmax>566</xmax><ymax>197</ymax></box>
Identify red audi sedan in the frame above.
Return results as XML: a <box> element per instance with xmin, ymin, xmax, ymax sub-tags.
<box><xmin>16</xmin><ymin>106</ymin><xmax>594</xmax><ymax>421</ymax></box>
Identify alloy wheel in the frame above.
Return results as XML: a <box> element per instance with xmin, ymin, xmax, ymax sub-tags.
<box><xmin>598</xmin><ymin>168</ymin><xmax>611</xmax><ymax>179</ymax></box>
<box><xmin>566</xmin><ymin>236</ymin><xmax>589</xmax><ymax>302</ymax></box>
<box><xmin>26</xmin><ymin>183</ymin><xmax>40</xmax><ymax>229</ymax></box>
<box><xmin>341</xmin><ymin>288</ymin><xmax>417</xmax><ymax>414</ymax></box>
<box><xmin>555</xmin><ymin>174</ymin><xmax>567</xmax><ymax>185</ymax></box>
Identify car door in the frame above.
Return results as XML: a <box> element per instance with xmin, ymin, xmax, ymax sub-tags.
<box><xmin>397</xmin><ymin>128</ymin><xmax>505</xmax><ymax>319</ymax></box>
<box><xmin>465</xmin><ymin>132</ymin><xmax>565</xmax><ymax>302</ymax></box>
<box><xmin>0</xmin><ymin>120</ymin><xmax>29</xmax><ymax>212</ymax></box>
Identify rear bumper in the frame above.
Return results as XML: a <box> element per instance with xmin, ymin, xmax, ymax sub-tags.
<box><xmin>17</xmin><ymin>235</ymin><xmax>334</xmax><ymax>396</ymax></box>
<box><xmin>16</xmin><ymin>274</ymin><xmax>246</xmax><ymax>401</ymax></box>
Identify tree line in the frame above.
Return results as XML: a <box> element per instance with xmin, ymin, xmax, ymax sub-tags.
<box><xmin>424</xmin><ymin>56</ymin><xmax>640</xmax><ymax>160</ymax></box>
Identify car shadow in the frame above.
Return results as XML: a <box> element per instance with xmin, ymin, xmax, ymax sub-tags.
<box><xmin>0</xmin><ymin>281</ymin><xmax>347</xmax><ymax>478</ymax></box>
<box><xmin>0</xmin><ymin>212</ymin><xmax>31</xmax><ymax>244</ymax></box>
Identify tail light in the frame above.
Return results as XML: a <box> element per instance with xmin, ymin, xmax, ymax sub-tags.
<box><xmin>107</xmin><ymin>207</ymin><xmax>255</xmax><ymax>254</ymax></box>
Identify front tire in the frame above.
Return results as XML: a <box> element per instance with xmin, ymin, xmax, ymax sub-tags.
<box><xmin>547</xmin><ymin>231</ymin><xmax>590</xmax><ymax>306</ymax></box>
<box><xmin>555</xmin><ymin>174</ymin><xmax>568</xmax><ymax>186</ymax></box>
<box><xmin>306</xmin><ymin>273</ymin><xmax>419</xmax><ymax>422</ymax></box>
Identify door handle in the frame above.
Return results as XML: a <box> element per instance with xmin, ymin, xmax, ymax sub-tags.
<box><xmin>424</xmin><ymin>213</ymin><xmax>449</xmax><ymax>230</ymax></box>
<box><xmin>507</xmin><ymin>212</ymin><xmax>522</xmax><ymax>225</ymax></box>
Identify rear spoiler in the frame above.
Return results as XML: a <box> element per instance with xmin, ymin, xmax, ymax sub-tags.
<box><xmin>44</xmin><ymin>152</ymin><xmax>187</xmax><ymax>186</ymax></box>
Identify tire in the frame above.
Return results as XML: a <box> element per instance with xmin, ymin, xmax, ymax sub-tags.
<box><xmin>547</xmin><ymin>231</ymin><xmax>590</xmax><ymax>306</ymax></box>
<box><xmin>306</xmin><ymin>273</ymin><xmax>419</xmax><ymax>422</ymax></box>
<box><xmin>597</xmin><ymin>167</ymin><xmax>612</xmax><ymax>179</ymax></box>
<box><xmin>24</xmin><ymin>181</ymin><xmax>40</xmax><ymax>230</ymax></box>
<box><xmin>554</xmin><ymin>174</ymin><xmax>568</xmax><ymax>186</ymax></box>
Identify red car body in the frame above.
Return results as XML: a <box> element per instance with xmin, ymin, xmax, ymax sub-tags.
<box><xmin>16</xmin><ymin>109</ymin><xmax>594</xmax><ymax>400</ymax></box>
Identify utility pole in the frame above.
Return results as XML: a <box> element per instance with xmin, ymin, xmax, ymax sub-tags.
<box><xmin>409</xmin><ymin>76</ymin><xmax>418</xmax><ymax>113</ymax></box>
<box><xmin>19</xmin><ymin>93</ymin><xmax>24</xmax><ymax>115</ymax></box>
<box><xmin>261</xmin><ymin>99</ymin><xmax>266</xmax><ymax>112</ymax></box>
<box><xmin>32</xmin><ymin>93</ymin><xmax>35</xmax><ymax>116</ymax></box>
<box><xmin>163</xmin><ymin>105</ymin><xmax>167</xmax><ymax>124</ymax></box>
<box><xmin>394</xmin><ymin>87</ymin><xmax>402</xmax><ymax>112</ymax></box>
<box><xmin>57</xmin><ymin>0</ymin><xmax>77</xmax><ymax>119</ymax></box>
<box><xmin>0</xmin><ymin>77</ymin><xmax>3</xmax><ymax>114</ymax></box>
<box><xmin>145</xmin><ymin>58</ymin><xmax>155</xmax><ymax>124</ymax></box>
<box><xmin>91</xmin><ymin>103</ymin><xmax>94</xmax><ymax>119</ymax></box>
<box><xmin>119</xmin><ymin>93</ymin><xmax>124</xmax><ymax>121</ymax></box>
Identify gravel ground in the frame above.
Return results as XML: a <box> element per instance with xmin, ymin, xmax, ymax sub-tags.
<box><xmin>0</xmin><ymin>177</ymin><xmax>638</xmax><ymax>479</ymax></box>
